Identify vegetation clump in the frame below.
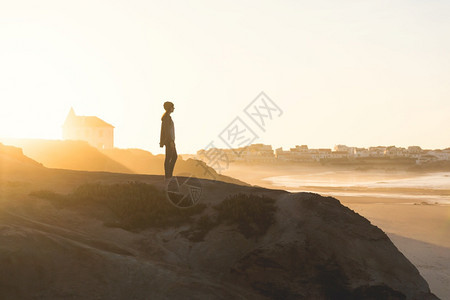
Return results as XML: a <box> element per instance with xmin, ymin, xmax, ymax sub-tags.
<box><xmin>214</xmin><ymin>193</ymin><xmax>277</xmax><ymax>239</ymax></box>
<box><xmin>180</xmin><ymin>214</ymin><xmax>217</xmax><ymax>242</ymax></box>
<box><xmin>181</xmin><ymin>193</ymin><xmax>277</xmax><ymax>242</ymax></box>
<box><xmin>31</xmin><ymin>185</ymin><xmax>277</xmax><ymax>239</ymax></box>
<box><xmin>30</xmin><ymin>182</ymin><xmax>205</xmax><ymax>231</ymax></box>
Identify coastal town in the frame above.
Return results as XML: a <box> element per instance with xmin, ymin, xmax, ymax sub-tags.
<box><xmin>55</xmin><ymin>108</ymin><xmax>449</xmax><ymax>167</ymax></box>
<box><xmin>196</xmin><ymin>143</ymin><xmax>450</xmax><ymax>165</ymax></box>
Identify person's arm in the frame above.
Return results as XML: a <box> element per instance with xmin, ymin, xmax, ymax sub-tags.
<box><xmin>169</xmin><ymin>118</ymin><xmax>175</xmax><ymax>145</ymax></box>
<box><xmin>160</xmin><ymin>118</ymin><xmax>167</xmax><ymax>147</ymax></box>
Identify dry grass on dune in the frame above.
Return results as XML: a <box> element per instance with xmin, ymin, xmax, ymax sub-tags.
<box><xmin>30</xmin><ymin>182</ymin><xmax>206</xmax><ymax>231</ymax></box>
<box><xmin>30</xmin><ymin>182</ymin><xmax>277</xmax><ymax>240</ymax></box>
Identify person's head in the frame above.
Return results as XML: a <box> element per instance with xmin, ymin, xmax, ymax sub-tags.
<box><xmin>163</xmin><ymin>101</ymin><xmax>175</xmax><ymax>113</ymax></box>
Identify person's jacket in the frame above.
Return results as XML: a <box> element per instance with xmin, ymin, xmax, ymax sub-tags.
<box><xmin>160</xmin><ymin>113</ymin><xmax>175</xmax><ymax>147</ymax></box>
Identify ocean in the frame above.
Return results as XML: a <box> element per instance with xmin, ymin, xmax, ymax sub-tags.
<box><xmin>264</xmin><ymin>171</ymin><xmax>450</xmax><ymax>204</ymax></box>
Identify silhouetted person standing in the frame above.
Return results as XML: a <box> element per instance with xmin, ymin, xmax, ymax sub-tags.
<box><xmin>160</xmin><ymin>101</ymin><xmax>177</xmax><ymax>179</ymax></box>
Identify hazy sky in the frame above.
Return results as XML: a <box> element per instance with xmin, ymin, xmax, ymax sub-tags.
<box><xmin>1</xmin><ymin>0</ymin><xmax>449</xmax><ymax>154</ymax></box>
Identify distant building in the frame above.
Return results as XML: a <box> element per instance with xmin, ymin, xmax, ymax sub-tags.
<box><xmin>334</xmin><ymin>145</ymin><xmax>350</xmax><ymax>153</ymax></box>
<box><xmin>196</xmin><ymin>143</ymin><xmax>275</xmax><ymax>165</ymax></box>
<box><xmin>198</xmin><ymin>144</ymin><xmax>450</xmax><ymax>165</ymax></box>
<box><xmin>416</xmin><ymin>154</ymin><xmax>439</xmax><ymax>165</ymax></box>
<box><xmin>291</xmin><ymin>145</ymin><xmax>309</xmax><ymax>152</ymax></box>
<box><xmin>62</xmin><ymin>108</ymin><xmax>114</xmax><ymax>149</ymax></box>
<box><xmin>425</xmin><ymin>150</ymin><xmax>449</xmax><ymax>161</ymax></box>
<box><xmin>406</xmin><ymin>146</ymin><xmax>422</xmax><ymax>158</ymax></box>
<box><xmin>352</xmin><ymin>147</ymin><xmax>369</xmax><ymax>158</ymax></box>
<box><xmin>330</xmin><ymin>151</ymin><xmax>348</xmax><ymax>159</ymax></box>
<box><xmin>276</xmin><ymin>146</ymin><xmax>314</xmax><ymax>162</ymax></box>
<box><xmin>368</xmin><ymin>146</ymin><xmax>386</xmax><ymax>157</ymax></box>
<box><xmin>236</xmin><ymin>144</ymin><xmax>275</xmax><ymax>162</ymax></box>
<box><xmin>384</xmin><ymin>146</ymin><xmax>405</xmax><ymax>158</ymax></box>
<box><xmin>315</xmin><ymin>149</ymin><xmax>332</xmax><ymax>160</ymax></box>
<box><xmin>408</xmin><ymin>146</ymin><xmax>422</xmax><ymax>154</ymax></box>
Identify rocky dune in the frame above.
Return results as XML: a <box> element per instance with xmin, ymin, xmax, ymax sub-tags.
<box><xmin>0</xmin><ymin>144</ymin><xmax>439</xmax><ymax>299</ymax></box>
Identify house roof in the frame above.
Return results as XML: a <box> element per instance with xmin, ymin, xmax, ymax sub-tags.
<box><xmin>63</xmin><ymin>108</ymin><xmax>114</xmax><ymax>128</ymax></box>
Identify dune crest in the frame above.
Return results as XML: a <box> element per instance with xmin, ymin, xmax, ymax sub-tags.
<box><xmin>0</xmin><ymin>149</ymin><xmax>439</xmax><ymax>299</ymax></box>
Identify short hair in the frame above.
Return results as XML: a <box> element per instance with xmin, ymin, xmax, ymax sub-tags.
<box><xmin>163</xmin><ymin>101</ymin><xmax>174</xmax><ymax>111</ymax></box>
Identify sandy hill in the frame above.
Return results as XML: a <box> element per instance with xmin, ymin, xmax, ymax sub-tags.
<box><xmin>0</xmin><ymin>139</ymin><xmax>131</xmax><ymax>173</ymax></box>
<box><xmin>101</xmin><ymin>147</ymin><xmax>247</xmax><ymax>186</ymax></box>
<box><xmin>0</xmin><ymin>139</ymin><xmax>246</xmax><ymax>186</ymax></box>
<box><xmin>0</xmin><ymin>150</ymin><xmax>438</xmax><ymax>299</ymax></box>
<box><xmin>0</xmin><ymin>143</ymin><xmax>43</xmax><ymax>171</ymax></box>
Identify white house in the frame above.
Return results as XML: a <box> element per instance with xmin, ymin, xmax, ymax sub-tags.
<box><xmin>62</xmin><ymin>108</ymin><xmax>114</xmax><ymax>149</ymax></box>
<box><xmin>352</xmin><ymin>147</ymin><xmax>369</xmax><ymax>158</ymax></box>
<box><xmin>407</xmin><ymin>146</ymin><xmax>423</xmax><ymax>158</ymax></box>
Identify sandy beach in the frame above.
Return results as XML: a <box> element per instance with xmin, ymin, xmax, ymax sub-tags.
<box><xmin>342</xmin><ymin>199</ymin><xmax>450</xmax><ymax>299</ymax></box>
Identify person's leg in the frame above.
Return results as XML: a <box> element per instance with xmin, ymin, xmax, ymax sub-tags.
<box><xmin>164</xmin><ymin>145</ymin><xmax>172</xmax><ymax>179</ymax></box>
<box><xmin>168</xmin><ymin>144</ymin><xmax>177</xmax><ymax>178</ymax></box>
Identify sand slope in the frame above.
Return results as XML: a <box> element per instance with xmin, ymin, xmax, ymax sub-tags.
<box><xmin>0</xmin><ymin>176</ymin><xmax>439</xmax><ymax>299</ymax></box>
<box><xmin>0</xmin><ymin>147</ymin><xmax>439</xmax><ymax>299</ymax></box>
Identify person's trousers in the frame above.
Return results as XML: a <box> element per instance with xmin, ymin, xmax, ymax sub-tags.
<box><xmin>164</xmin><ymin>143</ymin><xmax>177</xmax><ymax>179</ymax></box>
